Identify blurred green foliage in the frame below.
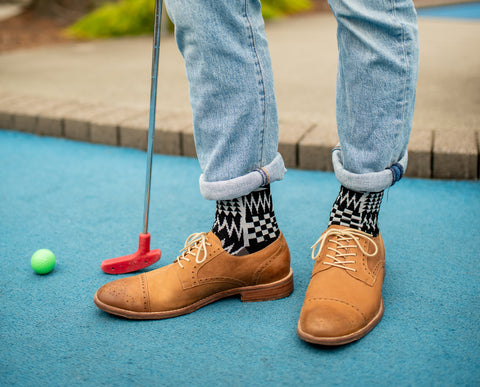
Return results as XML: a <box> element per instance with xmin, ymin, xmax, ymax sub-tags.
<box><xmin>66</xmin><ymin>0</ymin><xmax>154</xmax><ymax>39</ymax></box>
<box><xmin>261</xmin><ymin>0</ymin><xmax>312</xmax><ymax>19</ymax></box>
<box><xmin>66</xmin><ymin>0</ymin><xmax>312</xmax><ymax>39</ymax></box>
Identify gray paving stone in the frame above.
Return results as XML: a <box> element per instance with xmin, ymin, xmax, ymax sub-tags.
<box><xmin>119</xmin><ymin>110</ymin><xmax>193</xmax><ymax>154</ymax></box>
<box><xmin>119</xmin><ymin>117</ymin><xmax>149</xmax><ymax>151</ymax></box>
<box><xmin>181</xmin><ymin>123</ymin><xmax>196</xmax><ymax>158</ymax></box>
<box><xmin>63</xmin><ymin>104</ymin><xmax>119</xmax><ymax>142</ymax></box>
<box><xmin>278</xmin><ymin>119</ymin><xmax>315</xmax><ymax>168</ymax></box>
<box><xmin>119</xmin><ymin>111</ymin><xmax>168</xmax><ymax>151</ymax></box>
<box><xmin>14</xmin><ymin>98</ymin><xmax>68</xmax><ymax>133</ymax></box>
<box><xmin>433</xmin><ymin>129</ymin><xmax>478</xmax><ymax>179</ymax></box>
<box><xmin>298</xmin><ymin>122</ymin><xmax>338</xmax><ymax>171</ymax></box>
<box><xmin>90</xmin><ymin>108</ymin><xmax>147</xmax><ymax>146</ymax></box>
<box><xmin>477</xmin><ymin>130</ymin><xmax>479</xmax><ymax>179</ymax></box>
<box><xmin>405</xmin><ymin>129</ymin><xmax>433</xmax><ymax>178</ymax></box>
<box><xmin>0</xmin><ymin>95</ymin><xmax>40</xmax><ymax>130</ymax></box>
<box><xmin>0</xmin><ymin>108</ymin><xmax>14</xmax><ymax>130</ymax></box>
<box><xmin>37</xmin><ymin>103</ymin><xmax>80</xmax><ymax>137</ymax></box>
<box><xmin>154</xmin><ymin>111</ymin><xmax>192</xmax><ymax>156</ymax></box>
<box><xmin>153</xmin><ymin>111</ymin><xmax>195</xmax><ymax>157</ymax></box>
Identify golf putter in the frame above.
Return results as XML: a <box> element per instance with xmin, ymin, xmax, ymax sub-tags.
<box><xmin>101</xmin><ymin>0</ymin><xmax>163</xmax><ymax>274</ymax></box>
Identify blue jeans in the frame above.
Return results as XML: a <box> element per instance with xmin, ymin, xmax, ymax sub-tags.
<box><xmin>165</xmin><ymin>0</ymin><xmax>419</xmax><ymax>199</ymax></box>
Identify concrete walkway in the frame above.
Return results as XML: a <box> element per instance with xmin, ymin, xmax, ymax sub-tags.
<box><xmin>0</xmin><ymin>12</ymin><xmax>478</xmax><ymax>179</ymax></box>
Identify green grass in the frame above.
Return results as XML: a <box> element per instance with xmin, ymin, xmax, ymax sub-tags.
<box><xmin>66</xmin><ymin>0</ymin><xmax>312</xmax><ymax>39</ymax></box>
<box><xmin>261</xmin><ymin>0</ymin><xmax>312</xmax><ymax>20</ymax></box>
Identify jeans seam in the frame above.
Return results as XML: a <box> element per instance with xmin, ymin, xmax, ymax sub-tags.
<box><xmin>244</xmin><ymin>0</ymin><xmax>267</xmax><ymax>167</ymax></box>
<box><xmin>392</xmin><ymin>0</ymin><xmax>410</xmax><ymax>160</ymax></box>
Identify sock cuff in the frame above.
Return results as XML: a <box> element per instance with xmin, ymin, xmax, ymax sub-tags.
<box><xmin>328</xmin><ymin>186</ymin><xmax>384</xmax><ymax>236</ymax></box>
<box><xmin>213</xmin><ymin>184</ymin><xmax>279</xmax><ymax>255</ymax></box>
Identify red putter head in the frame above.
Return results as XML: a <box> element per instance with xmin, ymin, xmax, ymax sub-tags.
<box><xmin>101</xmin><ymin>233</ymin><xmax>161</xmax><ymax>274</ymax></box>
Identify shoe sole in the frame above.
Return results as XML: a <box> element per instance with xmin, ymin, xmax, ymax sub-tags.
<box><xmin>94</xmin><ymin>268</ymin><xmax>294</xmax><ymax>320</ymax></box>
<box><xmin>296</xmin><ymin>299</ymin><xmax>384</xmax><ymax>346</ymax></box>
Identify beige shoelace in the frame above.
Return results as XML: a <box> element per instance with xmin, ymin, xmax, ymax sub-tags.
<box><xmin>311</xmin><ymin>228</ymin><xmax>378</xmax><ymax>272</ymax></box>
<box><xmin>175</xmin><ymin>232</ymin><xmax>211</xmax><ymax>268</ymax></box>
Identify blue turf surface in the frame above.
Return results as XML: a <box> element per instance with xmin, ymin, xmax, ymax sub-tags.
<box><xmin>1</xmin><ymin>130</ymin><xmax>479</xmax><ymax>386</ymax></box>
<box><xmin>417</xmin><ymin>2</ymin><xmax>480</xmax><ymax>20</ymax></box>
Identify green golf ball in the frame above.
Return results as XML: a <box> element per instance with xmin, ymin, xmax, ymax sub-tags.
<box><xmin>31</xmin><ymin>249</ymin><xmax>56</xmax><ymax>274</ymax></box>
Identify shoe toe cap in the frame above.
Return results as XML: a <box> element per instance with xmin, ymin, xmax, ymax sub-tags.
<box><xmin>95</xmin><ymin>275</ymin><xmax>147</xmax><ymax>313</ymax></box>
<box><xmin>299</xmin><ymin>299</ymin><xmax>365</xmax><ymax>339</ymax></box>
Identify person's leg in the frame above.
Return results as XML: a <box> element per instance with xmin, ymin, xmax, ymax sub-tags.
<box><xmin>169</xmin><ymin>0</ymin><xmax>285</xmax><ymax>256</ymax></box>
<box><xmin>298</xmin><ymin>0</ymin><xmax>419</xmax><ymax>345</ymax></box>
<box><xmin>168</xmin><ymin>0</ymin><xmax>285</xmax><ymax>200</ymax></box>
<box><xmin>332</xmin><ymin>0</ymin><xmax>418</xmax><ymax>191</ymax></box>
<box><xmin>94</xmin><ymin>0</ymin><xmax>293</xmax><ymax>320</ymax></box>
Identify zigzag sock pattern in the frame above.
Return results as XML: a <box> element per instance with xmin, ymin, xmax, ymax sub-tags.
<box><xmin>212</xmin><ymin>184</ymin><xmax>280</xmax><ymax>256</ymax></box>
<box><xmin>328</xmin><ymin>186</ymin><xmax>384</xmax><ymax>236</ymax></box>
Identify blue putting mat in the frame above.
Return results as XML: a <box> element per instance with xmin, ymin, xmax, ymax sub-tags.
<box><xmin>1</xmin><ymin>130</ymin><xmax>479</xmax><ymax>386</ymax></box>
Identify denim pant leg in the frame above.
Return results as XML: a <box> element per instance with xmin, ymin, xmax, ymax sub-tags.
<box><xmin>328</xmin><ymin>0</ymin><xmax>419</xmax><ymax>192</ymax></box>
<box><xmin>164</xmin><ymin>0</ymin><xmax>286</xmax><ymax>200</ymax></box>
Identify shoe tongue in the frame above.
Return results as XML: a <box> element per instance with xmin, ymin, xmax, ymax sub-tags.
<box><xmin>328</xmin><ymin>224</ymin><xmax>350</xmax><ymax>231</ymax></box>
<box><xmin>207</xmin><ymin>231</ymin><xmax>246</xmax><ymax>255</ymax></box>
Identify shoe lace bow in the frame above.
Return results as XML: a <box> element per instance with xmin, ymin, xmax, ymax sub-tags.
<box><xmin>175</xmin><ymin>232</ymin><xmax>211</xmax><ymax>268</ymax></box>
<box><xmin>311</xmin><ymin>228</ymin><xmax>378</xmax><ymax>272</ymax></box>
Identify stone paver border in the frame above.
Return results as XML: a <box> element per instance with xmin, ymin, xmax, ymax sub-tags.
<box><xmin>0</xmin><ymin>93</ymin><xmax>478</xmax><ymax>180</ymax></box>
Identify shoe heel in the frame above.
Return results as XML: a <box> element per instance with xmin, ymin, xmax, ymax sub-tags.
<box><xmin>240</xmin><ymin>269</ymin><xmax>294</xmax><ymax>302</ymax></box>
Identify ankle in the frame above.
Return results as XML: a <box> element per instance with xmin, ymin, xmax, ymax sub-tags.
<box><xmin>212</xmin><ymin>184</ymin><xmax>280</xmax><ymax>255</ymax></box>
<box><xmin>328</xmin><ymin>185</ymin><xmax>383</xmax><ymax>236</ymax></box>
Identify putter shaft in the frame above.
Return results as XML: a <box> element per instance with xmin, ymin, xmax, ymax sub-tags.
<box><xmin>143</xmin><ymin>0</ymin><xmax>163</xmax><ymax>235</ymax></box>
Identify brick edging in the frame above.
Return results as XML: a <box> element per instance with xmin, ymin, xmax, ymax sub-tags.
<box><xmin>0</xmin><ymin>93</ymin><xmax>478</xmax><ymax>180</ymax></box>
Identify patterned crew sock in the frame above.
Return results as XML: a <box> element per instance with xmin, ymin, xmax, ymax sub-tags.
<box><xmin>212</xmin><ymin>184</ymin><xmax>280</xmax><ymax>256</ymax></box>
<box><xmin>328</xmin><ymin>186</ymin><xmax>384</xmax><ymax>236</ymax></box>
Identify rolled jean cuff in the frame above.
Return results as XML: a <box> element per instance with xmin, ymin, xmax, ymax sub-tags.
<box><xmin>332</xmin><ymin>146</ymin><xmax>408</xmax><ymax>193</ymax></box>
<box><xmin>199</xmin><ymin>153</ymin><xmax>287</xmax><ymax>200</ymax></box>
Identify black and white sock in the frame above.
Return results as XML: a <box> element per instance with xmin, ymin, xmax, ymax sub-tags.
<box><xmin>212</xmin><ymin>185</ymin><xmax>280</xmax><ymax>256</ymax></box>
<box><xmin>328</xmin><ymin>186</ymin><xmax>384</xmax><ymax>236</ymax></box>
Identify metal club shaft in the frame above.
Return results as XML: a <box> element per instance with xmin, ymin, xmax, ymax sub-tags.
<box><xmin>143</xmin><ymin>0</ymin><xmax>163</xmax><ymax>235</ymax></box>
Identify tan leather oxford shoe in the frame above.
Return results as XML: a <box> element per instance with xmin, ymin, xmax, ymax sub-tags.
<box><xmin>94</xmin><ymin>231</ymin><xmax>293</xmax><ymax>319</ymax></box>
<box><xmin>297</xmin><ymin>225</ymin><xmax>385</xmax><ymax>345</ymax></box>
